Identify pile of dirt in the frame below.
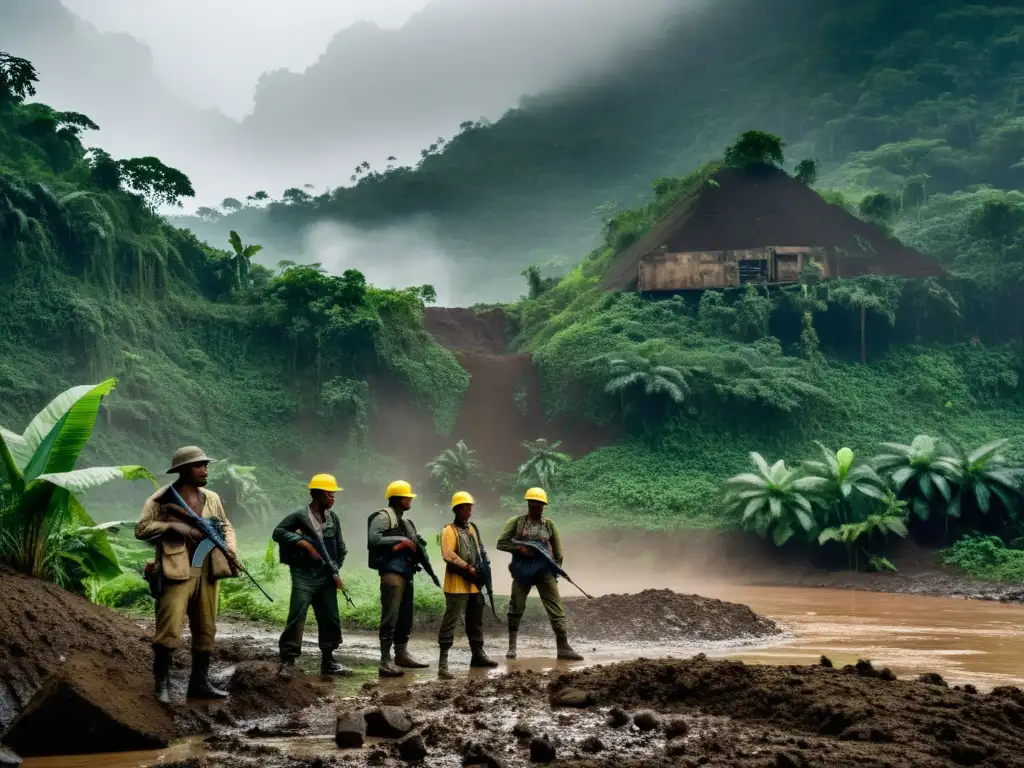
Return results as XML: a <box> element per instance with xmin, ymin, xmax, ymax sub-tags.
<box><xmin>225</xmin><ymin>662</ymin><xmax>331</xmax><ymax>719</ymax></box>
<box><xmin>601</xmin><ymin>166</ymin><xmax>944</xmax><ymax>291</ymax></box>
<box><xmin>0</xmin><ymin>651</ymin><xmax>175</xmax><ymax>757</ymax></box>
<box><xmin>550</xmin><ymin>655</ymin><xmax>1024</xmax><ymax>766</ymax></box>
<box><xmin>518</xmin><ymin>589</ymin><xmax>781</xmax><ymax>643</ymax></box>
<box><xmin>424</xmin><ymin>307</ymin><xmax>507</xmax><ymax>354</ymax></box>
<box><xmin>0</xmin><ymin>567</ymin><xmax>153</xmax><ymax>729</ymax></box>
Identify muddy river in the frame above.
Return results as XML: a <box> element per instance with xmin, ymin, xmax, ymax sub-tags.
<box><xmin>20</xmin><ymin>584</ymin><xmax>1024</xmax><ymax>768</ymax></box>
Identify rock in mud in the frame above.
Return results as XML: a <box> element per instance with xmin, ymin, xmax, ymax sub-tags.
<box><xmin>0</xmin><ymin>746</ymin><xmax>21</xmax><ymax>766</ymax></box>
<box><xmin>666</xmin><ymin>739</ymin><xmax>687</xmax><ymax>757</ymax></box>
<box><xmin>529</xmin><ymin>734</ymin><xmax>556</xmax><ymax>763</ymax></box>
<box><xmin>512</xmin><ymin>721</ymin><xmax>533</xmax><ymax>739</ymax></box>
<box><xmin>462</xmin><ymin>740</ymin><xmax>504</xmax><ymax>767</ymax></box>
<box><xmin>398</xmin><ymin>731</ymin><xmax>427</xmax><ymax>762</ymax></box>
<box><xmin>365</xmin><ymin>706</ymin><xmax>414</xmax><ymax>738</ymax></box>
<box><xmin>335</xmin><ymin>711</ymin><xmax>366</xmax><ymax>748</ymax></box>
<box><xmin>0</xmin><ymin>651</ymin><xmax>173</xmax><ymax>756</ymax></box>
<box><xmin>580</xmin><ymin>735</ymin><xmax>605</xmax><ymax>753</ymax></box>
<box><xmin>632</xmin><ymin>710</ymin><xmax>661</xmax><ymax>732</ymax></box>
<box><xmin>550</xmin><ymin>688</ymin><xmax>594</xmax><ymax>708</ymax></box>
<box><xmin>606</xmin><ymin>706</ymin><xmax>630</xmax><ymax>728</ymax></box>
<box><xmin>664</xmin><ymin>717</ymin><xmax>689</xmax><ymax>739</ymax></box>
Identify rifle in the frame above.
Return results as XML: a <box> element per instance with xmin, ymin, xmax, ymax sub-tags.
<box><xmin>412</xmin><ymin>544</ymin><xmax>442</xmax><ymax>589</ymax></box>
<box><xmin>166</xmin><ymin>485</ymin><xmax>274</xmax><ymax>602</ymax></box>
<box><xmin>511</xmin><ymin>538</ymin><xmax>594</xmax><ymax>599</ymax></box>
<box><xmin>298</xmin><ymin>528</ymin><xmax>356</xmax><ymax>609</ymax></box>
<box><xmin>473</xmin><ymin>558</ymin><xmax>499</xmax><ymax>620</ymax></box>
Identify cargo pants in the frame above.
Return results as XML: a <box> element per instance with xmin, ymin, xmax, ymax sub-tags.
<box><xmin>507</xmin><ymin>574</ymin><xmax>567</xmax><ymax>636</ymax></box>
<box><xmin>379</xmin><ymin>572</ymin><xmax>415</xmax><ymax>648</ymax></box>
<box><xmin>279</xmin><ymin>569</ymin><xmax>342</xmax><ymax>661</ymax></box>
<box><xmin>438</xmin><ymin>593</ymin><xmax>485</xmax><ymax>649</ymax></box>
<box><xmin>153</xmin><ymin>558</ymin><xmax>219</xmax><ymax>652</ymax></box>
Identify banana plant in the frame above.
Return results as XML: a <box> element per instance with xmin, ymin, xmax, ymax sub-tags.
<box><xmin>801</xmin><ymin>443</ymin><xmax>887</xmax><ymax>526</ymax></box>
<box><xmin>817</xmin><ymin>492</ymin><xmax>909</xmax><ymax>571</ymax></box>
<box><xmin>946</xmin><ymin>438</ymin><xmax>1024</xmax><ymax>520</ymax></box>
<box><xmin>871</xmin><ymin>435</ymin><xmax>960</xmax><ymax>523</ymax></box>
<box><xmin>0</xmin><ymin>379</ymin><xmax>156</xmax><ymax>588</ymax></box>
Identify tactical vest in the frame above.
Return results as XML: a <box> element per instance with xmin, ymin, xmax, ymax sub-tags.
<box><xmin>367</xmin><ymin>507</ymin><xmax>419</xmax><ymax>572</ymax></box>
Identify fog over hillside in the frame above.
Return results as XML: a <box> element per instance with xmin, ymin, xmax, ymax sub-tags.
<box><xmin>0</xmin><ymin>0</ymin><xmax>685</xmax><ymax>206</ymax></box>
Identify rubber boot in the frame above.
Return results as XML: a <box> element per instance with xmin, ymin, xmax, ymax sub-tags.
<box><xmin>320</xmin><ymin>651</ymin><xmax>354</xmax><ymax>676</ymax></box>
<box><xmin>393</xmin><ymin>643</ymin><xmax>429</xmax><ymax>669</ymax></box>
<box><xmin>277</xmin><ymin>659</ymin><xmax>296</xmax><ymax>680</ymax></box>
<box><xmin>437</xmin><ymin>647</ymin><xmax>454</xmax><ymax>680</ymax></box>
<box><xmin>378</xmin><ymin>642</ymin><xmax>404</xmax><ymax>677</ymax></box>
<box><xmin>506</xmin><ymin>630</ymin><xmax>518</xmax><ymax>660</ymax></box>
<box><xmin>469</xmin><ymin>644</ymin><xmax>498</xmax><ymax>668</ymax></box>
<box><xmin>187</xmin><ymin>651</ymin><xmax>229</xmax><ymax>699</ymax></box>
<box><xmin>555</xmin><ymin>634</ymin><xmax>584</xmax><ymax>661</ymax></box>
<box><xmin>152</xmin><ymin>644</ymin><xmax>172</xmax><ymax>705</ymax></box>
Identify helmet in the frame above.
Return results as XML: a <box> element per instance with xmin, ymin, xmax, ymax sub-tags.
<box><xmin>524</xmin><ymin>487</ymin><xmax>548</xmax><ymax>504</ymax></box>
<box><xmin>385</xmin><ymin>480</ymin><xmax>417</xmax><ymax>500</ymax></box>
<box><xmin>167</xmin><ymin>446</ymin><xmax>213</xmax><ymax>474</ymax></box>
<box><xmin>308</xmin><ymin>473</ymin><xmax>342</xmax><ymax>492</ymax></box>
<box><xmin>451</xmin><ymin>491</ymin><xmax>475</xmax><ymax>509</ymax></box>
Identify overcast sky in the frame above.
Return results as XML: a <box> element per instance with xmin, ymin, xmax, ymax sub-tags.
<box><xmin>60</xmin><ymin>0</ymin><xmax>431</xmax><ymax>118</ymax></box>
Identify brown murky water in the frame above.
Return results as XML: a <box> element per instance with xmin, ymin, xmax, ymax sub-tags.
<box><xmin>20</xmin><ymin>585</ymin><xmax>1024</xmax><ymax>767</ymax></box>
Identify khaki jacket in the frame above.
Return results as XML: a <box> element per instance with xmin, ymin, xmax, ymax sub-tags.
<box><xmin>135</xmin><ymin>485</ymin><xmax>237</xmax><ymax>582</ymax></box>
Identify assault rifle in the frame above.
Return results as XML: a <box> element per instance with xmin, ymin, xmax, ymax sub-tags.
<box><xmin>511</xmin><ymin>538</ymin><xmax>594</xmax><ymax>599</ymax></box>
<box><xmin>473</xmin><ymin>558</ymin><xmax>499</xmax><ymax>620</ymax></box>
<box><xmin>166</xmin><ymin>485</ymin><xmax>274</xmax><ymax>602</ymax></box>
<box><xmin>407</xmin><ymin>539</ymin><xmax>441</xmax><ymax>589</ymax></box>
<box><xmin>298</xmin><ymin>527</ymin><xmax>356</xmax><ymax>609</ymax></box>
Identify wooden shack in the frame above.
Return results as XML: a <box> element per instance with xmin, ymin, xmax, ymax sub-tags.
<box><xmin>599</xmin><ymin>167</ymin><xmax>945</xmax><ymax>293</ymax></box>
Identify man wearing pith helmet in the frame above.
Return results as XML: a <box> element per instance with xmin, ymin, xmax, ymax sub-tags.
<box><xmin>497</xmin><ymin>487</ymin><xmax>583</xmax><ymax>661</ymax></box>
<box><xmin>436</xmin><ymin>491</ymin><xmax>498</xmax><ymax>679</ymax></box>
<box><xmin>367</xmin><ymin>480</ymin><xmax>432</xmax><ymax>676</ymax></box>
<box><xmin>136</xmin><ymin>445</ymin><xmax>238</xmax><ymax>704</ymax></box>
<box><xmin>272</xmin><ymin>473</ymin><xmax>352</xmax><ymax>679</ymax></box>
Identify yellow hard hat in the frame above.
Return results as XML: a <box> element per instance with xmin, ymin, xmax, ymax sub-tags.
<box><xmin>524</xmin><ymin>487</ymin><xmax>548</xmax><ymax>504</ymax></box>
<box><xmin>451</xmin><ymin>491</ymin><xmax>475</xmax><ymax>509</ymax></box>
<box><xmin>308</xmin><ymin>473</ymin><xmax>341</xmax><ymax>492</ymax></box>
<box><xmin>385</xmin><ymin>480</ymin><xmax>417</xmax><ymax>500</ymax></box>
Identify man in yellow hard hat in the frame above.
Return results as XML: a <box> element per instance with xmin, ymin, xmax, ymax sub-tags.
<box><xmin>367</xmin><ymin>480</ymin><xmax>436</xmax><ymax>676</ymax></box>
<box><xmin>497</xmin><ymin>487</ymin><xmax>583</xmax><ymax>661</ymax></box>
<box><xmin>436</xmin><ymin>491</ymin><xmax>498</xmax><ymax>679</ymax></box>
<box><xmin>272</xmin><ymin>473</ymin><xmax>352</xmax><ymax>679</ymax></box>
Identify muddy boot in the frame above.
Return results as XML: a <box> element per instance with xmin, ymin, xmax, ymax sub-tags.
<box><xmin>187</xmin><ymin>651</ymin><xmax>229</xmax><ymax>699</ymax></box>
<box><xmin>437</xmin><ymin>647</ymin><xmax>454</xmax><ymax>680</ymax></box>
<box><xmin>277</xmin><ymin>659</ymin><xmax>296</xmax><ymax>680</ymax></box>
<box><xmin>152</xmin><ymin>644</ymin><xmax>172</xmax><ymax>705</ymax></box>
<box><xmin>469</xmin><ymin>644</ymin><xmax>498</xmax><ymax>668</ymax></box>
<box><xmin>506</xmin><ymin>631</ymin><xmax>518</xmax><ymax>660</ymax></box>
<box><xmin>378</xmin><ymin>643</ymin><xmax>404</xmax><ymax>677</ymax></box>
<box><xmin>320</xmin><ymin>652</ymin><xmax>354</xmax><ymax>676</ymax></box>
<box><xmin>393</xmin><ymin>643</ymin><xmax>429</xmax><ymax>669</ymax></box>
<box><xmin>555</xmin><ymin>634</ymin><xmax>584</xmax><ymax>661</ymax></box>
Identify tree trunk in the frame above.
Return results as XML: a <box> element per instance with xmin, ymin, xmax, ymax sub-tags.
<box><xmin>859</xmin><ymin>304</ymin><xmax>867</xmax><ymax>364</ymax></box>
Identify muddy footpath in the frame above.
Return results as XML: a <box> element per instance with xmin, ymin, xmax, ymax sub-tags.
<box><xmin>4</xmin><ymin>565</ymin><xmax>1024</xmax><ymax>768</ymax></box>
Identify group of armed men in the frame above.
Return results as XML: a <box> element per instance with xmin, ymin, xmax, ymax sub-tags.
<box><xmin>136</xmin><ymin>445</ymin><xmax>584</xmax><ymax>704</ymax></box>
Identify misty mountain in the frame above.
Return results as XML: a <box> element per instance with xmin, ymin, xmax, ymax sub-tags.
<box><xmin>182</xmin><ymin>0</ymin><xmax>1024</xmax><ymax>304</ymax></box>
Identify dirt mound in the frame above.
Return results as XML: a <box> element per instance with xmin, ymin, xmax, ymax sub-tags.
<box><xmin>424</xmin><ymin>307</ymin><xmax>507</xmax><ymax>354</ymax></box>
<box><xmin>0</xmin><ymin>567</ymin><xmax>153</xmax><ymax>730</ymax></box>
<box><xmin>550</xmin><ymin>655</ymin><xmax>1024</xmax><ymax>765</ymax></box>
<box><xmin>601</xmin><ymin>166</ymin><xmax>944</xmax><ymax>291</ymax></box>
<box><xmin>226</xmin><ymin>662</ymin><xmax>331</xmax><ymax>719</ymax></box>
<box><xmin>518</xmin><ymin>589</ymin><xmax>780</xmax><ymax>643</ymax></box>
<box><xmin>0</xmin><ymin>650</ymin><xmax>174</xmax><ymax>757</ymax></box>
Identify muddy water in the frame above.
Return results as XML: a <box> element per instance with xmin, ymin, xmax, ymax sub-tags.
<box><xmin>19</xmin><ymin>585</ymin><xmax>1024</xmax><ymax>767</ymax></box>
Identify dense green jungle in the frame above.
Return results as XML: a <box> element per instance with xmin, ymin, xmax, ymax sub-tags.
<box><xmin>2</xmin><ymin>0</ymin><xmax>1024</xmax><ymax>626</ymax></box>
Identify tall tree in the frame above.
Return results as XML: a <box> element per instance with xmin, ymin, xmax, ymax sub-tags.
<box><xmin>831</xmin><ymin>277</ymin><xmax>902</xmax><ymax>363</ymax></box>
<box><xmin>0</xmin><ymin>51</ymin><xmax>37</xmax><ymax>106</ymax></box>
<box><xmin>228</xmin><ymin>230</ymin><xmax>263</xmax><ymax>289</ymax></box>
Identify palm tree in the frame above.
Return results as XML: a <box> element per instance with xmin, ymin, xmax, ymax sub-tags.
<box><xmin>723</xmin><ymin>452</ymin><xmax>827</xmax><ymax>546</ymax></box>
<box><xmin>801</xmin><ymin>444</ymin><xmax>887</xmax><ymax>526</ymax></box>
<box><xmin>426</xmin><ymin>440</ymin><xmax>480</xmax><ymax>494</ymax></box>
<box><xmin>517</xmin><ymin>439</ymin><xmax>572</xmax><ymax>490</ymax></box>
<box><xmin>227</xmin><ymin>230</ymin><xmax>263</xmax><ymax>289</ymax></box>
<box><xmin>603</xmin><ymin>356</ymin><xmax>689</xmax><ymax>422</ymax></box>
<box><xmin>830</xmin><ymin>277</ymin><xmax>902</xmax><ymax>364</ymax></box>
<box><xmin>818</xmin><ymin>492</ymin><xmax>909</xmax><ymax>571</ymax></box>
<box><xmin>0</xmin><ymin>379</ymin><xmax>157</xmax><ymax>591</ymax></box>
<box><xmin>872</xmin><ymin>435</ymin><xmax>960</xmax><ymax>524</ymax></box>
<box><xmin>946</xmin><ymin>439</ymin><xmax>1024</xmax><ymax>520</ymax></box>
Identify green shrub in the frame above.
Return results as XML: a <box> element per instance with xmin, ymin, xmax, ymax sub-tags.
<box><xmin>941</xmin><ymin>535</ymin><xmax>1024</xmax><ymax>583</ymax></box>
<box><xmin>96</xmin><ymin>572</ymin><xmax>153</xmax><ymax>612</ymax></box>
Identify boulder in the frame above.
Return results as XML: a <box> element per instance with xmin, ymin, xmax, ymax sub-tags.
<box><xmin>335</xmin><ymin>711</ymin><xmax>366</xmax><ymax>749</ymax></box>
<box><xmin>606</xmin><ymin>706</ymin><xmax>630</xmax><ymax>728</ymax></box>
<box><xmin>664</xmin><ymin>718</ymin><xmax>689</xmax><ymax>740</ymax></box>
<box><xmin>398</xmin><ymin>731</ymin><xmax>427</xmax><ymax>762</ymax></box>
<box><xmin>580</xmin><ymin>735</ymin><xmax>605</xmax><ymax>753</ymax></box>
<box><xmin>463</xmin><ymin>740</ymin><xmax>505</xmax><ymax>767</ymax></box>
<box><xmin>633</xmin><ymin>710</ymin><xmax>661</xmax><ymax>732</ymax></box>
<box><xmin>529</xmin><ymin>735</ymin><xmax>556</xmax><ymax>763</ymax></box>
<box><xmin>0</xmin><ymin>652</ymin><xmax>172</xmax><ymax>757</ymax></box>
<box><xmin>365</xmin><ymin>706</ymin><xmax>414</xmax><ymax>738</ymax></box>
